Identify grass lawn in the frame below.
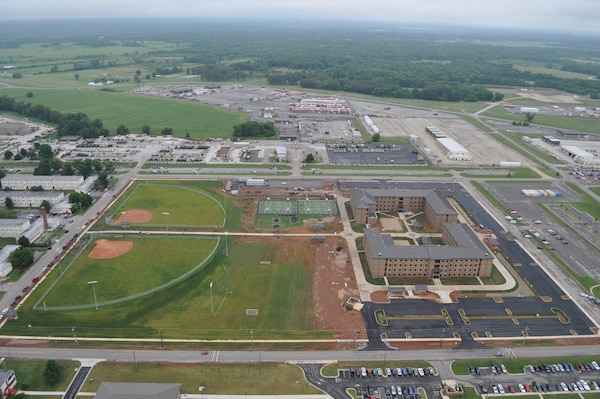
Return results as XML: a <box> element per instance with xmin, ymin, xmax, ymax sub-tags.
<box><xmin>0</xmin><ymin>237</ymin><xmax>17</xmax><ymax>250</ymax></box>
<box><xmin>88</xmin><ymin>362</ymin><xmax>322</xmax><ymax>395</ymax></box>
<box><xmin>38</xmin><ymin>236</ymin><xmax>218</xmax><ymax>307</ymax></box>
<box><xmin>4</xmin><ymin>359</ymin><xmax>80</xmax><ymax>391</ymax></box>
<box><xmin>0</xmin><ymin>88</ymin><xmax>248</xmax><ymax>140</ymax></box>
<box><xmin>110</xmin><ymin>181</ymin><xmax>226</xmax><ymax>228</ymax></box>
<box><xmin>5</xmin><ymin>237</ymin><xmax>321</xmax><ymax>340</ymax></box>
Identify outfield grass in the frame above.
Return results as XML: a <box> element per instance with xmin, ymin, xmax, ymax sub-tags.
<box><xmin>4</xmin><ymin>359</ymin><xmax>80</xmax><ymax>391</ymax></box>
<box><xmin>5</xmin><ymin>237</ymin><xmax>322</xmax><ymax>340</ymax></box>
<box><xmin>38</xmin><ymin>236</ymin><xmax>218</xmax><ymax>308</ymax></box>
<box><xmin>110</xmin><ymin>181</ymin><xmax>226</xmax><ymax>228</ymax></box>
<box><xmin>0</xmin><ymin>88</ymin><xmax>248</xmax><ymax>140</ymax></box>
<box><xmin>88</xmin><ymin>361</ymin><xmax>322</xmax><ymax>395</ymax></box>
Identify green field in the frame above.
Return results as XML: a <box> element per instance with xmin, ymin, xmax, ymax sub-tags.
<box><xmin>5</xmin><ymin>359</ymin><xmax>81</xmax><ymax>391</ymax></box>
<box><xmin>37</xmin><ymin>236</ymin><xmax>219</xmax><ymax>308</ymax></box>
<box><xmin>109</xmin><ymin>181</ymin><xmax>226</xmax><ymax>228</ymax></box>
<box><xmin>88</xmin><ymin>361</ymin><xmax>322</xmax><ymax>395</ymax></box>
<box><xmin>5</xmin><ymin>236</ymin><xmax>320</xmax><ymax>340</ymax></box>
<box><xmin>0</xmin><ymin>87</ymin><xmax>248</xmax><ymax>140</ymax></box>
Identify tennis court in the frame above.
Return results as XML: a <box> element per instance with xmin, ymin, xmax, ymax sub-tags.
<box><xmin>257</xmin><ymin>199</ymin><xmax>338</xmax><ymax>216</ymax></box>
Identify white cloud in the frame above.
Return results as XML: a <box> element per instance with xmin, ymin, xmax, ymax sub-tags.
<box><xmin>2</xmin><ymin>0</ymin><xmax>599</xmax><ymax>33</ymax></box>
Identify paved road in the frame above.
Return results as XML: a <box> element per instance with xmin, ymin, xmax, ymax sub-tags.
<box><xmin>1</xmin><ymin>345</ymin><xmax>598</xmax><ymax>364</ymax></box>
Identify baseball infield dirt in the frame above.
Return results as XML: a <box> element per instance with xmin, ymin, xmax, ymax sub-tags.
<box><xmin>88</xmin><ymin>239</ymin><xmax>134</xmax><ymax>259</ymax></box>
<box><xmin>113</xmin><ymin>210</ymin><xmax>153</xmax><ymax>224</ymax></box>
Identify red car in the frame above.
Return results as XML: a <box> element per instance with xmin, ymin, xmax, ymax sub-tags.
<box><xmin>32</xmin><ymin>277</ymin><xmax>40</xmax><ymax>283</ymax></box>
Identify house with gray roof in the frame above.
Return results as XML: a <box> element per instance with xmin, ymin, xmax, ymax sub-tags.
<box><xmin>95</xmin><ymin>382</ymin><xmax>181</xmax><ymax>399</ymax></box>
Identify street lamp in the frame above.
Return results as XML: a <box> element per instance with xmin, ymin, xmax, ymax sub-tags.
<box><xmin>210</xmin><ymin>282</ymin><xmax>213</xmax><ymax>313</ymax></box>
<box><xmin>87</xmin><ymin>280</ymin><xmax>98</xmax><ymax>310</ymax></box>
<box><xmin>162</xmin><ymin>212</ymin><xmax>170</xmax><ymax>235</ymax></box>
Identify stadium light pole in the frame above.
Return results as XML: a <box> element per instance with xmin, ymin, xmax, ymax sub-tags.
<box><xmin>162</xmin><ymin>212</ymin><xmax>170</xmax><ymax>235</ymax></box>
<box><xmin>87</xmin><ymin>280</ymin><xmax>98</xmax><ymax>310</ymax></box>
<box><xmin>210</xmin><ymin>282</ymin><xmax>214</xmax><ymax>313</ymax></box>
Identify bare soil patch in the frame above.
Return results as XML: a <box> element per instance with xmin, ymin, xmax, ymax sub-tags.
<box><xmin>89</xmin><ymin>239</ymin><xmax>134</xmax><ymax>259</ymax></box>
<box><xmin>114</xmin><ymin>210</ymin><xmax>153</xmax><ymax>224</ymax></box>
<box><xmin>516</xmin><ymin>92</ymin><xmax>580</xmax><ymax>104</ymax></box>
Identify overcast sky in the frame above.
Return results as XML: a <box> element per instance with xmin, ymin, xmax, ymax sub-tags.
<box><xmin>3</xmin><ymin>0</ymin><xmax>600</xmax><ymax>34</ymax></box>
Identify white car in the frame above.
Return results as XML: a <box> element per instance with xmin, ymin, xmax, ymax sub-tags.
<box><xmin>534</xmin><ymin>220</ymin><xmax>542</xmax><ymax>224</ymax></box>
<box><xmin>1</xmin><ymin>308</ymin><xmax>8</xmax><ymax>315</ymax></box>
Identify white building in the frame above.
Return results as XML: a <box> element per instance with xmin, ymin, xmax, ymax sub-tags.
<box><xmin>0</xmin><ymin>370</ymin><xmax>17</xmax><ymax>397</ymax></box>
<box><xmin>1</xmin><ymin>191</ymin><xmax>65</xmax><ymax>208</ymax></box>
<box><xmin>0</xmin><ymin>245</ymin><xmax>20</xmax><ymax>276</ymax></box>
<box><xmin>436</xmin><ymin>137</ymin><xmax>471</xmax><ymax>161</ymax></box>
<box><xmin>561</xmin><ymin>145</ymin><xmax>598</xmax><ymax>164</ymax></box>
<box><xmin>275</xmin><ymin>146</ymin><xmax>287</xmax><ymax>162</ymax></box>
<box><xmin>21</xmin><ymin>217</ymin><xmax>60</xmax><ymax>244</ymax></box>
<box><xmin>0</xmin><ymin>219</ymin><xmax>30</xmax><ymax>238</ymax></box>
<box><xmin>520</xmin><ymin>107</ymin><xmax>540</xmax><ymax>114</ymax></box>
<box><xmin>0</xmin><ymin>175</ymin><xmax>84</xmax><ymax>191</ymax></box>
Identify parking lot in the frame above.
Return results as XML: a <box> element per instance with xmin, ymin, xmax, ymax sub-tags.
<box><xmin>299</xmin><ymin>363</ymin><xmax>439</xmax><ymax>399</ymax></box>
<box><xmin>326</xmin><ymin>142</ymin><xmax>425</xmax><ymax>166</ymax></box>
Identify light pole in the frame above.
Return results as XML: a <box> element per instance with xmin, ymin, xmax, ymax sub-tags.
<box><xmin>87</xmin><ymin>280</ymin><xmax>98</xmax><ymax>310</ymax></box>
<box><xmin>162</xmin><ymin>212</ymin><xmax>170</xmax><ymax>235</ymax></box>
<box><xmin>224</xmin><ymin>231</ymin><xmax>228</xmax><ymax>257</ymax></box>
<box><xmin>210</xmin><ymin>282</ymin><xmax>213</xmax><ymax>313</ymax></box>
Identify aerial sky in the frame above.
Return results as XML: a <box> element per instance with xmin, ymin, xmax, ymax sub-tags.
<box><xmin>3</xmin><ymin>0</ymin><xmax>600</xmax><ymax>33</ymax></box>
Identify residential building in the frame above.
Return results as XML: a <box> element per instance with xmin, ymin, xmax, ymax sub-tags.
<box><xmin>364</xmin><ymin>225</ymin><xmax>493</xmax><ymax>279</ymax></box>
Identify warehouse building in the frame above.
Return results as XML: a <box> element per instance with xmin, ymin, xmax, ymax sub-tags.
<box><xmin>436</xmin><ymin>137</ymin><xmax>471</xmax><ymax>161</ymax></box>
<box><xmin>350</xmin><ymin>188</ymin><xmax>458</xmax><ymax>230</ymax></box>
<box><xmin>364</xmin><ymin>225</ymin><xmax>493</xmax><ymax>279</ymax></box>
<box><xmin>561</xmin><ymin>145</ymin><xmax>598</xmax><ymax>165</ymax></box>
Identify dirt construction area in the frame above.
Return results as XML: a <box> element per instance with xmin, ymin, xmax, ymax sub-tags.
<box><xmin>373</xmin><ymin>116</ymin><xmax>527</xmax><ymax>167</ymax></box>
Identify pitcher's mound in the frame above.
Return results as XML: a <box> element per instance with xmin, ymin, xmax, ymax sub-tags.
<box><xmin>114</xmin><ymin>210</ymin><xmax>153</xmax><ymax>224</ymax></box>
<box><xmin>89</xmin><ymin>239</ymin><xmax>134</xmax><ymax>259</ymax></box>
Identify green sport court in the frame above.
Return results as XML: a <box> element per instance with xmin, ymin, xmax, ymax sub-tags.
<box><xmin>257</xmin><ymin>199</ymin><xmax>338</xmax><ymax>216</ymax></box>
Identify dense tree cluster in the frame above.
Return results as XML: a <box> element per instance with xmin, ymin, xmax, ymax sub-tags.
<box><xmin>233</xmin><ymin>121</ymin><xmax>276</xmax><ymax>138</ymax></box>
<box><xmin>9</xmin><ymin>247</ymin><xmax>34</xmax><ymax>269</ymax></box>
<box><xmin>43</xmin><ymin>360</ymin><xmax>64</xmax><ymax>385</ymax></box>
<box><xmin>0</xmin><ymin>96</ymin><xmax>109</xmax><ymax>138</ymax></box>
<box><xmin>2</xmin><ymin>20</ymin><xmax>600</xmax><ymax>104</ymax></box>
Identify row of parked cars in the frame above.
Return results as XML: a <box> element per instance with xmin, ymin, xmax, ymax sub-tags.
<box><xmin>535</xmin><ymin>379</ymin><xmax>599</xmax><ymax>392</ymax></box>
<box><xmin>351</xmin><ymin>367</ymin><xmax>435</xmax><ymax>378</ymax></box>
<box><xmin>355</xmin><ymin>384</ymin><xmax>420</xmax><ymax>399</ymax></box>
<box><xmin>486</xmin><ymin>383</ymin><xmax>531</xmax><ymax>394</ymax></box>
<box><xmin>529</xmin><ymin>361</ymin><xmax>600</xmax><ymax>373</ymax></box>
